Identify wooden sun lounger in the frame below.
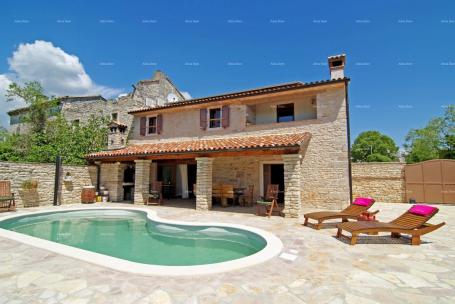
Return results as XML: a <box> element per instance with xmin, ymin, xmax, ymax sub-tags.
<box><xmin>303</xmin><ymin>200</ymin><xmax>377</xmax><ymax>230</ymax></box>
<box><xmin>336</xmin><ymin>208</ymin><xmax>445</xmax><ymax>246</ymax></box>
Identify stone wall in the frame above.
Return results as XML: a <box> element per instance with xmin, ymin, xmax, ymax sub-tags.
<box><xmin>352</xmin><ymin>162</ymin><xmax>406</xmax><ymax>203</ymax></box>
<box><xmin>0</xmin><ymin>162</ymin><xmax>96</xmax><ymax>208</ymax></box>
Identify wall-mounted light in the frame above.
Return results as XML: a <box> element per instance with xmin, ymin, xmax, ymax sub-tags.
<box><xmin>63</xmin><ymin>172</ymin><xmax>73</xmax><ymax>183</ymax></box>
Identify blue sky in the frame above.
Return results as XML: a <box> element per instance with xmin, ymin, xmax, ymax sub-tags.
<box><xmin>0</xmin><ymin>0</ymin><xmax>454</xmax><ymax>146</ymax></box>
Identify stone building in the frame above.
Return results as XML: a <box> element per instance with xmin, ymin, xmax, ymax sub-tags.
<box><xmin>7</xmin><ymin>71</ymin><xmax>185</xmax><ymax>135</ymax></box>
<box><xmin>87</xmin><ymin>54</ymin><xmax>352</xmax><ymax>217</ymax></box>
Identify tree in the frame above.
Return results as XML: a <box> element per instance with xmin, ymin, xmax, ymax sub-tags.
<box><xmin>6</xmin><ymin>81</ymin><xmax>58</xmax><ymax>134</ymax></box>
<box><xmin>1</xmin><ymin>81</ymin><xmax>109</xmax><ymax>165</ymax></box>
<box><xmin>404</xmin><ymin>105</ymin><xmax>454</xmax><ymax>163</ymax></box>
<box><xmin>351</xmin><ymin>131</ymin><xmax>399</xmax><ymax>162</ymax></box>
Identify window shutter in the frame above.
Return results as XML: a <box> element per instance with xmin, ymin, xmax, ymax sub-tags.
<box><xmin>140</xmin><ymin>117</ymin><xmax>147</xmax><ymax>136</ymax></box>
<box><xmin>222</xmin><ymin>105</ymin><xmax>230</xmax><ymax>128</ymax></box>
<box><xmin>200</xmin><ymin>108</ymin><xmax>207</xmax><ymax>130</ymax></box>
<box><xmin>156</xmin><ymin>114</ymin><xmax>163</xmax><ymax>134</ymax></box>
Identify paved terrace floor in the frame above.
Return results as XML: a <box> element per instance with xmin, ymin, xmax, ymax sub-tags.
<box><xmin>0</xmin><ymin>201</ymin><xmax>454</xmax><ymax>304</ymax></box>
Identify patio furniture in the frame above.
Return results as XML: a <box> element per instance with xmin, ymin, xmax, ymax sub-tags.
<box><xmin>336</xmin><ymin>205</ymin><xmax>445</xmax><ymax>246</ymax></box>
<box><xmin>233</xmin><ymin>187</ymin><xmax>245</xmax><ymax>205</ymax></box>
<box><xmin>221</xmin><ymin>184</ymin><xmax>234</xmax><ymax>207</ymax></box>
<box><xmin>146</xmin><ymin>181</ymin><xmax>163</xmax><ymax>205</ymax></box>
<box><xmin>256</xmin><ymin>184</ymin><xmax>280</xmax><ymax>217</ymax></box>
<box><xmin>0</xmin><ymin>181</ymin><xmax>16</xmax><ymax>212</ymax></box>
<box><xmin>303</xmin><ymin>197</ymin><xmax>377</xmax><ymax>230</ymax></box>
<box><xmin>239</xmin><ymin>185</ymin><xmax>254</xmax><ymax>207</ymax></box>
<box><xmin>212</xmin><ymin>184</ymin><xmax>222</xmax><ymax>205</ymax></box>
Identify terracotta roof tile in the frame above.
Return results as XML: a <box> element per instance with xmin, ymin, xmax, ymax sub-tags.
<box><xmin>87</xmin><ymin>132</ymin><xmax>311</xmax><ymax>159</ymax></box>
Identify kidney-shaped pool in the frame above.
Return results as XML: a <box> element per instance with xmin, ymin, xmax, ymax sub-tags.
<box><xmin>0</xmin><ymin>207</ymin><xmax>283</xmax><ymax>275</ymax></box>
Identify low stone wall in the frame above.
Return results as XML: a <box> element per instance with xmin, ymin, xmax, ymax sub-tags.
<box><xmin>352</xmin><ymin>162</ymin><xmax>406</xmax><ymax>203</ymax></box>
<box><xmin>0</xmin><ymin>162</ymin><xmax>96</xmax><ymax>208</ymax></box>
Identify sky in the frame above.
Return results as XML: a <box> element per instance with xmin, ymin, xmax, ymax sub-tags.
<box><xmin>0</xmin><ymin>0</ymin><xmax>454</xmax><ymax>146</ymax></box>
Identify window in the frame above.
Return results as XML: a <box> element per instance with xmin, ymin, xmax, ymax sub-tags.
<box><xmin>276</xmin><ymin>103</ymin><xmax>294</xmax><ymax>123</ymax></box>
<box><xmin>72</xmin><ymin>119</ymin><xmax>80</xmax><ymax>126</ymax></box>
<box><xmin>111</xmin><ymin>113</ymin><xmax>118</xmax><ymax>121</ymax></box>
<box><xmin>209</xmin><ymin>108</ymin><xmax>222</xmax><ymax>129</ymax></box>
<box><xmin>147</xmin><ymin>116</ymin><xmax>157</xmax><ymax>134</ymax></box>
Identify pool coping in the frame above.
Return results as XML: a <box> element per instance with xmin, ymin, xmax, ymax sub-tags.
<box><xmin>0</xmin><ymin>206</ymin><xmax>283</xmax><ymax>276</ymax></box>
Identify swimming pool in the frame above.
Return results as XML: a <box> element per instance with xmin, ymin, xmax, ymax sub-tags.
<box><xmin>0</xmin><ymin>207</ymin><xmax>282</xmax><ymax>275</ymax></box>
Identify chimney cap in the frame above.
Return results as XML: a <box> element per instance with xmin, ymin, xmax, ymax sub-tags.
<box><xmin>328</xmin><ymin>54</ymin><xmax>346</xmax><ymax>60</ymax></box>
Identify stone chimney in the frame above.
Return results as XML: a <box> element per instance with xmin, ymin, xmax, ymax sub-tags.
<box><xmin>108</xmin><ymin>121</ymin><xmax>128</xmax><ymax>150</ymax></box>
<box><xmin>328</xmin><ymin>54</ymin><xmax>346</xmax><ymax>80</ymax></box>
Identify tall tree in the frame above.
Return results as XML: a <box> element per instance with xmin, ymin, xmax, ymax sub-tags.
<box><xmin>404</xmin><ymin>105</ymin><xmax>454</xmax><ymax>163</ymax></box>
<box><xmin>351</xmin><ymin>131</ymin><xmax>399</xmax><ymax>162</ymax></box>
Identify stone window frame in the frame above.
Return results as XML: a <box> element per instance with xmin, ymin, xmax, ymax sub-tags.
<box><xmin>111</xmin><ymin>112</ymin><xmax>118</xmax><ymax>121</ymax></box>
<box><xmin>207</xmin><ymin>106</ymin><xmax>222</xmax><ymax>130</ymax></box>
<box><xmin>146</xmin><ymin>115</ymin><xmax>158</xmax><ymax>135</ymax></box>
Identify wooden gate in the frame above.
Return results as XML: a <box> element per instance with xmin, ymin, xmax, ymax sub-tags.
<box><xmin>405</xmin><ymin>159</ymin><xmax>455</xmax><ymax>204</ymax></box>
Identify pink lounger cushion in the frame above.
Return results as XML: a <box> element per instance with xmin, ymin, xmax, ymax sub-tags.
<box><xmin>352</xmin><ymin>197</ymin><xmax>375</xmax><ymax>206</ymax></box>
<box><xmin>409</xmin><ymin>204</ymin><xmax>437</xmax><ymax>216</ymax></box>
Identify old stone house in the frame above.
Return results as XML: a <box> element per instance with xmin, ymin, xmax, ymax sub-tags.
<box><xmin>7</xmin><ymin>71</ymin><xmax>185</xmax><ymax>134</ymax></box>
<box><xmin>87</xmin><ymin>54</ymin><xmax>352</xmax><ymax>217</ymax></box>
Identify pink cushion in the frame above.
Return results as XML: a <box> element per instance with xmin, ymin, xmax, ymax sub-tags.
<box><xmin>353</xmin><ymin>197</ymin><xmax>375</xmax><ymax>207</ymax></box>
<box><xmin>409</xmin><ymin>205</ymin><xmax>437</xmax><ymax>216</ymax></box>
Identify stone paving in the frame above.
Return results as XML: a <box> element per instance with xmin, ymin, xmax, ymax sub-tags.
<box><xmin>0</xmin><ymin>202</ymin><xmax>454</xmax><ymax>304</ymax></box>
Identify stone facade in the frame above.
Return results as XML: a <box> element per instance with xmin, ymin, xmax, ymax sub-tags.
<box><xmin>129</xmin><ymin>86</ymin><xmax>351</xmax><ymax>211</ymax></box>
<box><xmin>99</xmin><ymin>162</ymin><xmax>127</xmax><ymax>202</ymax></box>
<box><xmin>0</xmin><ymin>161</ymin><xmax>96</xmax><ymax>208</ymax></box>
<box><xmin>134</xmin><ymin>160</ymin><xmax>151</xmax><ymax>205</ymax></box>
<box><xmin>195</xmin><ymin>157</ymin><xmax>214</xmax><ymax>210</ymax></box>
<box><xmin>282</xmin><ymin>154</ymin><xmax>302</xmax><ymax>217</ymax></box>
<box><xmin>352</xmin><ymin>162</ymin><xmax>406</xmax><ymax>203</ymax></box>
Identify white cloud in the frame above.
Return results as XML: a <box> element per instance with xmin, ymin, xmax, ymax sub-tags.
<box><xmin>0</xmin><ymin>40</ymin><xmax>123</xmax><ymax>127</ymax></box>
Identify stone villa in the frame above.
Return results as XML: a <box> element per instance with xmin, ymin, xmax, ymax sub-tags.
<box><xmin>84</xmin><ymin>54</ymin><xmax>352</xmax><ymax>217</ymax></box>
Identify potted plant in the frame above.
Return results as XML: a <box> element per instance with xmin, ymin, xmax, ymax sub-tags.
<box><xmin>19</xmin><ymin>179</ymin><xmax>39</xmax><ymax>207</ymax></box>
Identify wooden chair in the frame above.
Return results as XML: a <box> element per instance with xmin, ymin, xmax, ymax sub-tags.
<box><xmin>256</xmin><ymin>184</ymin><xmax>279</xmax><ymax>217</ymax></box>
<box><xmin>239</xmin><ymin>185</ymin><xmax>254</xmax><ymax>207</ymax></box>
<box><xmin>212</xmin><ymin>183</ymin><xmax>222</xmax><ymax>205</ymax></box>
<box><xmin>146</xmin><ymin>181</ymin><xmax>163</xmax><ymax>206</ymax></box>
<box><xmin>0</xmin><ymin>181</ymin><xmax>16</xmax><ymax>212</ymax></box>
<box><xmin>336</xmin><ymin>206</ymin><xmax>445</xmax><ymax>246</ymax></box>
<box><xmin>221</xmin><ymin>184</ymin><xmax>234</xmax><ymax>207</ymax></box>
<box><xmin>304</xmin><ymin>198</ymin><xmax>377</xmax><ymax>230</ymax></box>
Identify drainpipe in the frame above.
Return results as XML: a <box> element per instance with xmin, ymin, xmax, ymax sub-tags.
<box><xmin>94</xmin><ymin>161</ymin><xmax>101</xmax><ymax>192</ymax></box>
<box><xmin>53</xmin><ymin>155</ymin><xmax>62</xmax><ymax>206</ymax></box>
<box><xmin>344</xmin><ymin>78</ymin><xmax>353</xmax><ymax>204</ymax></box>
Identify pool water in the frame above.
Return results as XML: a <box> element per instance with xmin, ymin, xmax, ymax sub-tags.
<box><xmin>0</xmin><ymin>209</ymin><xmax>267</xmax><ymax>266</ymax></box>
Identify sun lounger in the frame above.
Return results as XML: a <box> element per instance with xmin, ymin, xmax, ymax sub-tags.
<box><xmin>336</xmin><ymin>204</ymin><xmax>445</xmax><ymax>245</ymax></box>
<box><xmin>303</xmin><ymin>197</ymin><xmax>376</xmax><ymax>229</ymax></box>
